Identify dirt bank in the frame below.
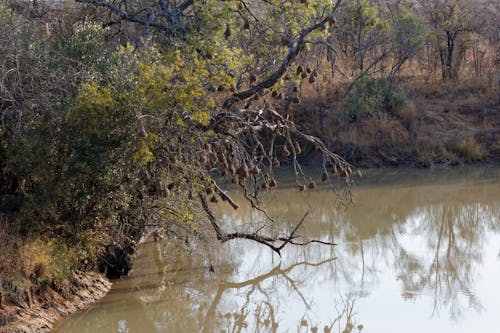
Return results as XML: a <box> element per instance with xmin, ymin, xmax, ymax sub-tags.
<box><xmin>292</xmin><ymin>80</ymin><xmax>499</xmax><ymax>168</ymax></box>
<box><xmin>0</xmin><ymin>271</ymin><xmax>111</xmax><ymax>333</ymax></box>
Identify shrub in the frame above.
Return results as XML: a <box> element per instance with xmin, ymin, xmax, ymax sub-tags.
<box><xmin>344</xmin><ymin>76</ymin><xmax>408</xmax><ymax>122</ymax></box>
<box><xmin>387</xmin><ymin>91</ymin><xmax>409</xmax><ymax>116</ymax></box>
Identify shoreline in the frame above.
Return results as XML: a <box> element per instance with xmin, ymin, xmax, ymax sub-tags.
<box><xmin>0</xmin><ymin>271</ymin><xmax>111</xmax><ymax>333</ymax></box>
<box><xmin>0</xmin><ymin>227</ymin><xmax>161</xmax><ymax>333</ymax></box>
<box><xmin>1</xmin><ymin>164</ymin><xmax>498</xmax><ymax>332</ymax></box>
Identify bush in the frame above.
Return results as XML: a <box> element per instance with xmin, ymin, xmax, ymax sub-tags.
<box><xmin>387</xmin><ymin>91</ymin><xmax>409</xmax><ymax>116</ymax></box>
<box><xmin>344</xmin><ymin>76</ymin><xmax>408</xmax><ymax>122</ymax></box>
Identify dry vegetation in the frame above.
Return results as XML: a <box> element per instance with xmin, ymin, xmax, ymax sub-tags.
<box><xmin>0</xmin><ymin>0</ymin><xmax>498</xmax><ymax>329</ymax></box>
<box><xmin>290</xmin><ymin>75</ymin><xmax>498</xmax><ymax>167</ymax></box>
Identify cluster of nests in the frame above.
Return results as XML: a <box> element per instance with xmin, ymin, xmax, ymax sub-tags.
<box><xmin>201</xmin><ymin>141</ymin><xmax>362</xmax><ymax>204</ymax></box>
<box><xmin>259</xmin><ymin>65</ymin><xmax>318</xmax><ymax>105</ymax></box>
<box><xmin>209</xmin><ymin>64</ymin><xmax>319</xmax><ymax>104</ymax></box>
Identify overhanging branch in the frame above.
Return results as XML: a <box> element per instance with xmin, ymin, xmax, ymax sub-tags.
<box><xmin>222</xmin><ymin>0</ymin><xmax>343</xmax><ymax>109</ymax></box>
<box><xmin>199</xmin><ymin>193</ymin><xmax>336</xmax><ymax>256</ymax></box>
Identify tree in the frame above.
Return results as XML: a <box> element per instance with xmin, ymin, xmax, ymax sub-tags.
<box><xmin>386</xmin><ymin>5</ymin><xmax>427</xmax><ymax>83</ymax></box>
<box><xmin>335</xmin><ymin>0</ymin><xmax>390</xmax><ymax>75</ymax></box>
<box><xmin>0</xmin><ymin>0</ymin><xmax>357</xmax><ymax>273</ymax></box>
<box><xmin>417</xmin><ymin>0</ymin><xmax>483</xmax><ymax>80</ymax></box>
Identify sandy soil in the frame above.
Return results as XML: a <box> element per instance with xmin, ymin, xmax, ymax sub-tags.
<box><xmin>0</xmin><ymin>271</ymin><xmax>111</xmax><ymax>333</ymax></box>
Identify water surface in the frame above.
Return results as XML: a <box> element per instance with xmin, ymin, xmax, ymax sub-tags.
<box><xmin>54</xmin><ymin>167</ymin><xmax>500</xmax><ymax>333</ymax></box>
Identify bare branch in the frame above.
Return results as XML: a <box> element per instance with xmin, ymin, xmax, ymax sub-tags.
<box><xmin>75</xmin><ymin>0</ymin><xmax>170</xmax><ymax>31</ymax></box>
<box><xmin>211</xmin><ymin>179</ymin><xmax>239</xmax><ymax>210</ymax></box>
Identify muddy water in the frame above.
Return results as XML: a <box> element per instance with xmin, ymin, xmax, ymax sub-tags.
<box><xmin>53</xmin><ymin>167</ymin><xmax>500</xmax><ymax>333</ymax></box>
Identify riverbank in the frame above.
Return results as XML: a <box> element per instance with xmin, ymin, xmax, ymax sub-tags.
<box><xmin>2</xmin><ymin>164</ymin><xmax>498</xmax><ymax>332</ymax></box>
<box><xmin>0</xmin><ymin>271</ymin><xmax>111</xmax><ymax>333</ymax></box>
<box><xmin>293</xmin><ymin>78</ymin><xmax>499</xmax><ymax>168</ymax></box>
<box><xmin>49</xmin><ymin>167</ymin><xmax>500</xmax><ymax>333</ymax></box>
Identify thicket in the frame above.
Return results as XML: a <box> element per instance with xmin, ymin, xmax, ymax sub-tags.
<box><xmin>0</xmin><ymin>0</ymin><xmax>354</xmax><ymax>311</ymax></box>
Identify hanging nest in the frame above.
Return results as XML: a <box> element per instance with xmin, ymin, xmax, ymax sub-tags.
<box><xmin>236</xmin><ymin>164</ymin><xmax>249</xmax><ymax>179</ymax></box>
<box><xmin>331</xmin><ymin>165</ymin><xmax>338</xmax><ymax>175</ymax></box>
<box><xmin>224</xmin><ymin>25</ymin><xmax>231</xmax><ymax>39</ymax></box>
<box><xmin>282</xmin><ymin>145</ymin><xmax>291</xmax><ymax>157</ymax></box>
<box><xmin>249</xmin><ymin>164</ymin><xmax>260</xmax><ymax>176</ymax></box>
<box><xmin>321</xmin><ymin>172</ymin><xmax>328</xmax><ymax>182</ymax></box>
<box><xmin>294</xmin><ymin>142</ymin><xmax>302</xmax><ymax>155</ymax></box>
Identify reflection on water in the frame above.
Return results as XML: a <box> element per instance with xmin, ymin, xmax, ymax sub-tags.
<box><xmin>54</xmin><ymin>167</ymin><xmax>500</xmax><ymax>333</ymax></box>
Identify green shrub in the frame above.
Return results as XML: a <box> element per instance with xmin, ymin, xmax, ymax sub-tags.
<box><xmin>387</xmin><ymin>91</ymin><xmax>408</xmax><ymax>116</ymax></box>
<box><xmin>344</xmin><ymin>76</ymin><xmax>408</xmax><ymax>122</ymax></box>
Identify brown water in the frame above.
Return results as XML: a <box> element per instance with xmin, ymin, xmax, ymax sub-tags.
<box><xmin>53</xmin><ymin>167</ymin><xmax>500</xmax><ymax>333</ymax></box>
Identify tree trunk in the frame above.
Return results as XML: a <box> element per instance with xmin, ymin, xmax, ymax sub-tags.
<box><xmin>441</xmin><ymin>30</ymin><xmax>457</xmax><ymax>80</ymax></box>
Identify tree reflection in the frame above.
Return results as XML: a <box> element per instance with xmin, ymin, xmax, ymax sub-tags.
<box><xmin>202</xmin><ymin>258</ymin><xmax>333</xmax><ymax>332</ymax></box>
<box><xmin>54</xmin><ymin>168</ymin><xmax>500</xmax><ymax>332</ymax></box>
<box><xmin>221</xmin><ymin>171</ymin><xmax>500</xmax><ymax>322</ymax></box>
<box><xmin>391</xmin><ymin>202</ymin><xmax>500</xmax><ymax>319</ymax></box>
<box><xmin>126</xmin><ymin>244</ymin><xmax>363</xmax><ymax>333</ymax></box>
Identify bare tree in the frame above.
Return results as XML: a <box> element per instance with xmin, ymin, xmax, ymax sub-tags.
<box><xmin>417</xmin><ymin>0</ymin><xmax>483</xmax><ymax>80</ymax></box>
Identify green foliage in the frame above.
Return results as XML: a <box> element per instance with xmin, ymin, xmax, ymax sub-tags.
<box><xmin>392</xmin><ymin>10</ymin><xmax>428</xmax><ymax>58</ymax></box>
<box><xmin>345</xmin><ymin>0</ymin><xmax>389</xmax><ymax>32</ymax></box>
<box><xmin>344</xmin><ymin>77</ymin><xmax>408</xmax><ymax>122</ymax></box>
<box><xmin>387</xmin><ymin>91</ymin><xmax>409</xmax><ymax>116</ymax></box>
<box><xmin>57</xmin><ymin>21</ymin><xmax>108</xmax><ymax>73</ymax></box>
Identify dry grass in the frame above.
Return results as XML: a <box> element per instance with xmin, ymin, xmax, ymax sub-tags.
<box><xmin>288</xmin><ymin>73</ymin><xmax>499</xmax><ymax>167</ymax></box>
<box><xmin>449</xmin><ymin>137</ymin><xmax>485</xmax><ymax>162</ymax></box>
<box><xmin>0</xmin><ymin>218</ymin><xmax>104</xmax><ymax>314</ymax></box>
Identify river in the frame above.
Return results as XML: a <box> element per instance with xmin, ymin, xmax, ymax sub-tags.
<box><xmin>53</xmin><ymin>167</ymin><xmax>500</xmax><ymax>333</ymax></box>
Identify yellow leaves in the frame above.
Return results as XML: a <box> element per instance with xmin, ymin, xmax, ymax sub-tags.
<box><xmin>73</xmin><ymin>41</ymin><xmax>221</xmax><ymax>142</ymax></box>
<box><xmin>133</xmin><ymin>133</ymin><xmax>159</xmax><ymax>165</ymax></box>
<box><xmin>194</xmin><ymin>55</ymin><xmax>206</xmax><ymax>69</ymax></box>
<box><xmin>72</xmin><ymin>83</ymin><xmax>118</xmax><ymax>131</ymax></box>
<box><xmin>192</xmin><ymin>110</ymin><xmax>211</xmax><ymax>126</ymax></box>
<box><xmin>133</xmin><ymin>143</ymin><xmax>154</xmax><ymax>164</ymax></box>
<box><xmin>174</xmin><ymin>50</ymin><xmax>185</xmax><ymax>71</ymax></box>
<box><xmin>77</xmin><ymin>82</ymin><xmax>115</xmax><ymax>110</ymax></box>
